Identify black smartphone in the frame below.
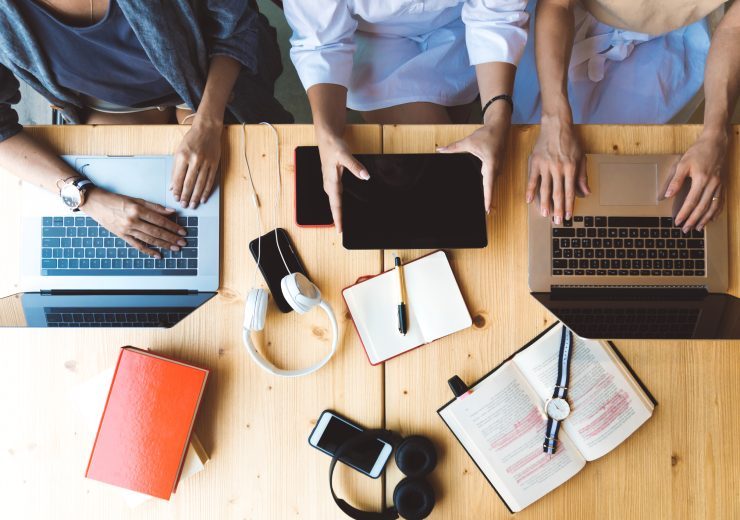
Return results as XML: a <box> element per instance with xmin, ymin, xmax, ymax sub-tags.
<box><xmin>294</xmin><ymin>146</ymin><xmax>334</xmax><ymax>227</ymax></box>
<box><xmin>248</xmin><ymin>228</ymin><xmax>308</xmax><ymax>313</ymax></box>
<box><xmin>308</xmin><ymin>410</ymin><xmax>392</xmax><ymax>478</ymax></box>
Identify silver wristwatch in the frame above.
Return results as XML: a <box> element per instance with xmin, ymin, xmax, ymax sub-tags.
<box><xmin>59</xmin><ymin>177</ymin><xmax>95</xmax><ymax>212</ymax></box>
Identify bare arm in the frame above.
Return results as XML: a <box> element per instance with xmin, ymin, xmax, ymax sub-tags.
<box><xmin>172</xmin><ymin>55</ymin><xmax>241</xmax><ymax>208</ymax></box>
<box><xmin>307</xmin><ymin>83</ymin><xmax>368</xmax><ymax>232</ymax></box>
<box><xmin>667</xmin><ymin>2</ymin><xmax>740</xmax><ymax>231</ymax></box>
<box><xmin>439</xmin><ymin>61</ymin><xmax>516</xmax><ymax>213</ymax></box>
<box><xmin>526</xmin><ymin>0</ymin><xmax>588</xmax><ymax>223</ymax></box>
<box><xmin>0</xmin><ymin>131</ymin><xmax>186</xmax><ymax>257</ymax></box>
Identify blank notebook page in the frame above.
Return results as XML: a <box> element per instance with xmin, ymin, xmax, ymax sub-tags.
<box><xmin>345</xmin><ymin>251</ymin><xmax>471</xmax><ymax>364</ymax></box>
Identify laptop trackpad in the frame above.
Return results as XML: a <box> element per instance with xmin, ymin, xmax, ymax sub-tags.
<box><xmin>599</xmin><ymin>163</ymin><xmax>658</xmax><ymax>206</ymax></box>
<box><xmin>72</xmin><ymin>157</ymin><xmax>167</xmax><ymax>205</ymax></box>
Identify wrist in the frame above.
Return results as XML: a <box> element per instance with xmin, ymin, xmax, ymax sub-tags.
<box><xmin>482</xmin><ymin>102</ymin><xmax>511</xmax><ymax>129</ymax></box>
<box><xmin>699</xmin><ymin>124</ymin><xmax>729</xmax><ymax>145</ymax></box>
<box><xmin>192</xmin><ymin>112</ymin><xmax>224</xmax><ymax>131</ymax></box>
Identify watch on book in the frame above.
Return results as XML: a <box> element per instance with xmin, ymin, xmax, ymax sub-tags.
<box><xmin>543</xmin><ymin>326</ymin><xmax>573</xmax><ymax>454</ymax></box>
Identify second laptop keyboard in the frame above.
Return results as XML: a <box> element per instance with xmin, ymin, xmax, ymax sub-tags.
<box><xmin>551</xmin><ymin>216</ymin><xmax>706</xmax><ymax>277</ymax></box>
<box><xmin>40</xmin><ymin>216</ymin><xmax>198</xmax><ymax>276</ymax></box>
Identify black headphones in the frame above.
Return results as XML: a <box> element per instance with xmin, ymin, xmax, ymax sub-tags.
<box><xmin>329</xmin><ymin>429</ymin><xmax>437</xmax><ymax>520</ymax></box>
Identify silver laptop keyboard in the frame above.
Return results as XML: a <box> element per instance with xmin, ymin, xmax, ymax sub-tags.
<box><xmin>40</xmin><ymin>216</ymin><xmax>198</xmax><ymax>276</ymax></box>
<box><xmin>551</xmin><ymin>216</ymin><xmax>705</xmax><ymax>277</ymax></box>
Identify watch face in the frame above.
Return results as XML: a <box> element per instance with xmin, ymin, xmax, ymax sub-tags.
<box><xmin>546</xmin><ymin>398</ymin><xmax>571</xmax><ymax>421</ymax></box>
<box><xmin>60</xmin><ymin>183</ymin><xmax>82</xmax><ymax>209</ymax></box>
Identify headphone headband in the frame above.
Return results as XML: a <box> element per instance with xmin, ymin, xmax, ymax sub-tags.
<box><xmin>330</xmin><ymin>429</ymin><xmax>402</xmax><ymax>520</ymax></box>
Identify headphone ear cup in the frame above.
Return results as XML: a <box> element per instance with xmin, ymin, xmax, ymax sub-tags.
<box><xmin>392</xmin><ymin>477</ymin><xmax>435</xmax><ymax>520</ymax></box>
<box><xmin>281</xmin><ymin>273</ymin><xmax>322</xmax><ymax>314</ymax></box>
<box><xmin>395</xmin><ymin>436</ymin><xmax>438</xmax><ymax>478</ymax></box>
<box><xmin>245</xmin><ymin>288</ymin><xmax>268</xmax><ymax>331</ymax></box>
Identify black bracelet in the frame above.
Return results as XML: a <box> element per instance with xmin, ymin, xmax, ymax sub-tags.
<box><xmin>481</xmin><ymin>94</ymin><xmax>514</xmax><ymax>119</ymax></box>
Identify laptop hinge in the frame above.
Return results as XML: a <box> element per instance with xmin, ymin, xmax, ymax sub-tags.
<box><xmin>549</xmin><ymin>287</ymin><xmax>709</xmax><ymax>300</ymax></box>
<box><xmin>42</xmin><ymin>289</ymin><xmax>195</xmax><ymax>296</ymax></box>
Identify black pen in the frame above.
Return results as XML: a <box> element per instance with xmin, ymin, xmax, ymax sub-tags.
<box><xmin>394</xmin><ymin>254</ymin><xmax>408</xmax><ymax>335</ymax></box>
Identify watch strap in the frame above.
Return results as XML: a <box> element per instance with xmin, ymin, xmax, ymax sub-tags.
<box><xmin>73</xmin><ymin>178</ymin><xmax>94</xmax><ymax>191</ymax></box>
<box><xmin>543</xmin><ymin>416</ymin><xmax>561</xmax><ymax>454</ymax></box>
<box><xmin>552</xmin><ymin>326</ymin><xmax>574</xmax><ymax>400</ymax></box>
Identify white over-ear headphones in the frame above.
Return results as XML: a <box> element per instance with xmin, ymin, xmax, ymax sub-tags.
<box><xmin>241</xmin><ymin>123</ymin><xmax>339</xmax><ymax>378</ymax></box>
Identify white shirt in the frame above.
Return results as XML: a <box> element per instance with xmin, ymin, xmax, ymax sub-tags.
<box><xmin>285</xmin><ymin>0</ymin><xmax>529</xmax><ymax>91</ymax></box>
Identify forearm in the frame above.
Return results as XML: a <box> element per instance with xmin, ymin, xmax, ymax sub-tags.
<box><xmin>475</xmin><ymin>62</ymin><xmax>516</xmax><ymax>127</ymax></box>
<box><xmin>0</xmin><ymin>131</ymin><xmax>79</xmax><ymax>194</ymax></box>
<box><xmin>535</xmin><ymin>0</ymin><xmax>576</xmax><ymax>120</ymax></box>
<box><xmin>702</xmin><ymin>3</ymin><xmax>740</xmax><ymax>137</ymax></box>
<box><xmin>307</xmin><ymin>83</ymin><xmax>349</xmax><ymax>140</ymax></box>
<box><xmin>194</xmin><ymin>55</ymin><xmax>241</xmax><ymax>126</ymax></box>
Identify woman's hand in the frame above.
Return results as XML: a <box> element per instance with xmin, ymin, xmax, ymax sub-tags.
<box><xmin>83</xmin><ymin>189</ymin><xmax>187</xmax><ymax>258</ymax></box>
<box><xmin>527</xmin><ymin>115</ymin><xmax>589</xmax><ymax>223</ymax></box>
<box><xmin>665</xmin><ymin>129</ymin><xmax>727</xmax><ymax>232</ymax></box>
<box><xmin>317</xmin><ymin>132</ymin><xmax>369</xmax><ymax>233</ymax></box>
<box><xmin>437</xmin><ymin>120</ymin><xmax>509</xmax><ymax>214</ymax></box>
<box><xmin>170</xmin><ymin>119</ymin><xmax>222</xmax><ymax>209</ymax></box>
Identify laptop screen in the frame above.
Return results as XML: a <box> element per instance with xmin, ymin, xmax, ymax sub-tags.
<box><xmin>0</xmin><ymin>292</ymin><xmax>216</xmax><ymax>328</ymax></box>
<box><xmin>532</xmin><ymin>291</ymin><xmax>740</xmax><ymax>340</ymax></box>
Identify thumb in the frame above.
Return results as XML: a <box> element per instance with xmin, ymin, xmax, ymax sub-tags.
<box><xmin>437</xmin><ymin>139</ymin><xmax>465</xmax><ymax>154</ymax></box>
<box><xmin>338</xmin><ymin>150</ymin><xmax>369</xmax><ymax>181</ymax></box>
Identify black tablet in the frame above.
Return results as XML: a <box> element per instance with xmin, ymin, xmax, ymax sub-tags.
<box><xmin>341</xmin><ymin>153</ymin><xmax>488</xmax><ymax>250</ymax></box>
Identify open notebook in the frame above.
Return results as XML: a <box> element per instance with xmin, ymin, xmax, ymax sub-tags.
<box><xmin>343</xmin><ymin>251</ymin><xmax>471</xmax><ymax>365</ymax></box>
<box><xmin>438</xmin><ymin>323</ymin><xmax>656</xmax><ymax>513</ymax></box>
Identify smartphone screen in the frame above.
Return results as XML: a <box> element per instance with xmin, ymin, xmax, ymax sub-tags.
<box><xmin>310</xmin><ymin>411</ymin><xmax>391</xmax><ymax>477</ymax></box>
<box><xmin>295</xmin><ymin>146</ymin><xmax>333</xmax><ymax>226</ymax></box>
<box><xmin>249</xmin><ymin>228</ymin><xmax>307</xmax><ymax>313</ymax></box>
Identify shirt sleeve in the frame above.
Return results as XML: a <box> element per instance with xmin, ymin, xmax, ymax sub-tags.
<box><xmin>462</xmin><ymin>0</ymin><xmax>529</xmax><ymax>66</ymax></box>
<box><xmin>202</xmin><ymin>0</ymin><xmax>260</xmax><ymax>74</ymax></box>
<box><xmin>0</xmin><ymin>65</ymin><xmax>22</xmax><ymax>144</ymax></box>
<box><xmin>283</xmin><ymin>0</ymin><xmax>358</xmax><ymax>91</ymax></box>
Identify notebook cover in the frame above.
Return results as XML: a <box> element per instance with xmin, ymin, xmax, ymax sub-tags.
<box><xmin>436</xmin><ymin>323</ymin><xmax>657</xmax><ymax>514</ymax></box>
<box><xmin>85</xmin><ymin>347</ymin><xmax>209</xmax><ymax>500</ymax></box>
<box><xmin>342</xmin><ymin>250</ymin><xmax>469</xmax><ymax>365</ymax></box>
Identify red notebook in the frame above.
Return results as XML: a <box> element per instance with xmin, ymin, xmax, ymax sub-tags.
<box><xmin>85</xmin><ymin>347</ymin><xmax>209</xmax><ymax>500</ymax></box>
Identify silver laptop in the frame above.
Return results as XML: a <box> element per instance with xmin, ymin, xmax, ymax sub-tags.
<box><xmin>528</xmin><ymin>154</ymin><xmax>738</xmax><ymax>340</ymax></box>
<box><xmin>20</xmin><ymin>155</ymin><xmax>219</xmax><ymax>292</ymax></box>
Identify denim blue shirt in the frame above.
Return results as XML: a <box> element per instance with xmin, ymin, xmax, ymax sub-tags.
<box><xmin>0</xmin><ymin>0</ymin><xmax>292</xmax><ymax>143</ymax></box>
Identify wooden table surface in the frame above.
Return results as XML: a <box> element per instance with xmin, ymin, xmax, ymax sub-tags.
<box><xmin>0</xmin><ymin>124</ymin><xmax>737</xmax><ymax>520</ymax></box>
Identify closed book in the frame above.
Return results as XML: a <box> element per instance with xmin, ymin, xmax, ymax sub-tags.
<box><xmin>85</xmin><ymin>347</ymin><xmax>209</xmax><ymax>500</ymax></box>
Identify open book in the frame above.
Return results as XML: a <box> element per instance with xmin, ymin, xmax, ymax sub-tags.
<box><xmin>438</xmin><ymin>323</ymin><xmax>656</xmax><ymax>513</ymax></box>
<box><xmin>343</xmin><ymin>250</ymin><xmax>471</xmax><ymax>364</ymax></box>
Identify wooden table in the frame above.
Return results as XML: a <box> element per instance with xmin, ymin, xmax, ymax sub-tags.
<box><xmin>0</xmin><ymin>124</ymin><xmax>737</xmax><ymax>520</ymax></box>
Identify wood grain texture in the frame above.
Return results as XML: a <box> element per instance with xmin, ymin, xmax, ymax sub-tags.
<box><xmin>0</xmin><ymin>125</ymin><xmax>384</xmax><ymax>520</ymax></box>
<box><xmin>381</xmin><ymin>124</ymin><xmax>740</xmax><ymax>520</ymax></box>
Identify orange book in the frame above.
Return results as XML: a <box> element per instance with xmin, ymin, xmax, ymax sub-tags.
<box><xmin>85</xmin><ymin>347</ymin><xmax>209</xmax><ymax>500</ymax></box>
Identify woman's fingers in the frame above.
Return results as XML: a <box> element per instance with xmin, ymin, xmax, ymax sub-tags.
<box><xmin>179</xmin><ymin>160</ymin><xmax>200</xmax><ymax>208</ymax></box>
<box><xmin>201</xmin><ymin>166</ymin><xmax>220</xmax><ymax>203</ymax></box>
<box><xmin>576</xmin><ymin>159</ymin><xmax>590</xmax><ymax>197</ymax></box>
<box><xmin>699</xmin><ymin>185</ymin><xmax>723</xmax><ymax>229</ymax></box>
<box><xmin>132</xmin><ymin>219</ymin><xmax>185</xmax><ymax>249</ymax></box>
<box><xmin>481</xmin><ymin>160</ymin><xmax>495</xmax><ymax>213</ymax></box>
<box><xmin>339</xmin><ymin>150</ymin><xmax>370</xmax><ymax>181</ymax></box>
<box><xmin>674</xmin><ymin>174</ymin><xmax>705</xmax><ymax>229</ymax></box>
<box><xmin>539</xmin><ymin>170</ymin><xmax>552</xmax><ymax>217</ymax></box>
<box><xmin>170</xmin><ymin>153</ymin><xmax>189</xmax><ymax>202</ymax></box>
<box><xmin>550</xmin><ymin>167</ymin><xmax>564</xmax><ymax>224</ymax></box>
<box><xmin>188</xmin><ymin>162</ymin><xmax>213</xmax><ymax>209</ymax></box>
<box><xmin>664</xmin><ymin>161</ymin><xmax>689</xmax><ymax>199</ymax></box>
<box><xmin>123</xmin><ymin>234</ymin><xmax>162</xmax><ymax>258</ymax></box>
<box><xmin>136</xmin><ymin>200</ymin><xmax>185</xmax><ymax>236</ymax></box>
<box><xmin>683</xmin><ymin>177</ymin><xmax>720</xmax><ymax>231</ymax></box>
<box><xmin>563</xmin><ymin>162</ymin><xmax>576</xmax><ymax>219</ymax></box>
<box><xmin>323</xmin><ymin>165</ymin><xmax>344</xmax><ymax>233</ymax></box>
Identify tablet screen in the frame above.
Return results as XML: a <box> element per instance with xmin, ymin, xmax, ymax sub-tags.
<box><xmin>342</xmin><ymin>153</ymin><xmax>487</xmax><ymax>250</ymax></box>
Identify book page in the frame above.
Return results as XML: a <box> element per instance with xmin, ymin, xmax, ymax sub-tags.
<box><xmin>343</xmin><ymin>251</ymin><xmax>470</xmax><ymax>363</ymax></box>
<box><xmin>513</xmin><ymin>325</ymin><xmax>654</xmax><ymax>461</ymax></box>
<box><xmin>440</xmin><ymin>362</ymin><xmax>586</xmax><ymax>513</ymax></box>
<box><xmin>343</xmin><ymin>272</ymin><xmax>425</xmax><ymax>364</ymax></box>
<box><xmin>408</xmin><ymin>251</ymin><xmax>471</xmax><ymax>343</ymax></box>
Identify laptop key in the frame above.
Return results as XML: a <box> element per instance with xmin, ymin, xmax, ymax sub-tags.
<box><xmin>597</xmin><ymin>269</ymin><xmax>606</xmax><ymax>275</ymax></box>
<box><xmin>660</xmin><ymin>217</ymin><xmax>673</xmax><ymax>227</ymax></box>
<box><xmin>90</xmin><ymin>259</ymin><xmax>100</xmax><ymax>268</ymax></box>
<box><xmin>43</xmin><ymin>227</ymin><xmax>66</xmax><ymax>237</ymax></box>
<box><xmin>41</xmin><ymin>248</ymin><xmax>52</xmax><ymax>258</ymax></box>
<box><xmin>552</xmin><ymin>270</ymin><xmax>563</xmax><ymax>275</ymax></box>
<box><xmin>42</xmin><ymin>259</ymin><xmax>57</xmax><ymax>269</ymax></box>
<box><xmin>690</xmin><ymin>250</ymin><xmax>704</xmax><ymax>259</ymax></box>
<box><xmin>80</xmin><ymin>259</ymin><xmax>90</xmax><ymax>268</ymax></box>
